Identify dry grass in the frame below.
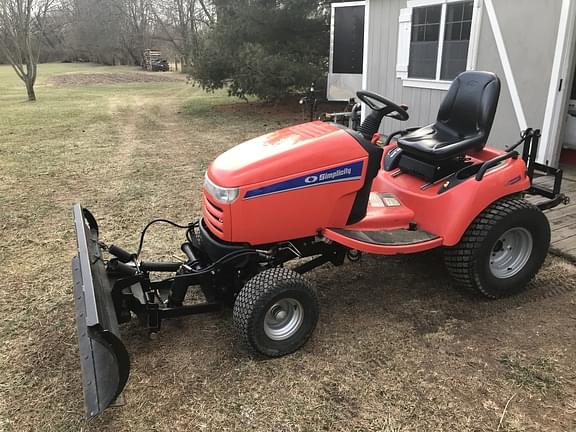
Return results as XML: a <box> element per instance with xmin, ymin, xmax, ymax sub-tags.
<box><xmin>1</xmin><ymin>64</ymin><xmax>575</xmax><ymax>432</ymax></box>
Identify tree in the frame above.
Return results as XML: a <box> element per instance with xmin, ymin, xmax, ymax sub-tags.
<box><xmin>152</xmin><ymin>0</ymin><xmax>215</xmax><ymax>68</ymax></box>
<box><xmin>61</xmin><ymin>0</ymin><xmax>124</xmax><ymax>65</ymax></box>
<box><xmin>0</xmin><ymin>0</ymin><xmax>56</xmax><ymax>101</ymax></box>
<box><xmin>53</xmin><ymin>0</ymin><xmax>204</xmax><ymax>67</ymax></box>
<box><xmin>191</xmin><ymin>0</ymin><xmax>329</xmax><ymax>101</ymax></box>
<box><xmin>105</xmin><ymin>0</ymin><xmax>155</xmax><ymax>66</ymax></box>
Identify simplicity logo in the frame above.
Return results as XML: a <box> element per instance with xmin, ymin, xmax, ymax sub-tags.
<box><xmin>306</xmin><ymin>167</ymin><xmax>353</xmax><ymax>184</ymax></box>
<box><xmin>245</xmin><ymin>161</ymin><xmax>363</xmax><ymax>199</ymax></box>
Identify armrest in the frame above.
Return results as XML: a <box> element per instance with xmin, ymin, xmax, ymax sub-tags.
<box><xmin>475</xmin><ymin>151</ymin><xmax>519</xmax><ymax>181</ymax></box>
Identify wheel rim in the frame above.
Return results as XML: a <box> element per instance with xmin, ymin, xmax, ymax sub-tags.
<box><xmin>263</xmin><ymin>298</ymin><xmax>304</xmax><ymax>341</ymax></box>
<box><xmin>489</xmin><ymin>227</ymin><xmax>533</xmax><ymax>279</ymax></box>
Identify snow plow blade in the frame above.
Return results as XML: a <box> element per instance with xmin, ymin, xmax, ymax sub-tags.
<box><xmin>72</xmin><ymin>204</ymin><xmax>130</xmax><ymax>418</ymax></box>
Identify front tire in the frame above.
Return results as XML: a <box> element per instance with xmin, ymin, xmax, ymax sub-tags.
<box><xmin>233</xmin><ymin>268</ymin><xmax>319</xmax><ymax>357</ymax></box>
<box><xmin>444</xmin><ymin>197</ymin><xmax>550</xmax><ymax>299</ymax></box>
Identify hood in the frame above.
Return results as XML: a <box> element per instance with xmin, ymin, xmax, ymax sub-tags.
<box><xmin>208</xmin><ymin>121</ymin><xmax>367</xmax><ymax>187</ymax></box>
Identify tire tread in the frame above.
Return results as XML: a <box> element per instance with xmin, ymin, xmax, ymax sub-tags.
<box><xmin>233</xmin><ymin>267</ymin><xmax>318</xmax><ymax>357</ymax></box>
<box><xmin>445</xmin><ymin>197</ymin><xmax>547</xmax><ymax>299</ymax></box>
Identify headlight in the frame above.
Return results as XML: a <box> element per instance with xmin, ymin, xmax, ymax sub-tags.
<box><xmin>204</xmin><ymin>173</ymin><xmax>239</xmax><ymax>204</ymax></box>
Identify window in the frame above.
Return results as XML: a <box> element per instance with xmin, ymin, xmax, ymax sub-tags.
<box><xmin>441</xmin><ymin>1</ymin><xmax>473</xmax><ymax>80</ymax></box>
<box><xmin>397</xmin><ymin>0</ymin><xmax>477</xmax><ymax>89</ymax></box>
<box><xmin>332</xmin><ymin>5</ymin><xmax>365</xmax><ymax>74</ymax></box>
<box><xmin>328</xmin><ymin>1</ymin><xmax>366</xmax><ymax>101</ymax></box>
<box><xmin>408</xmin><ymin>5</ymin><xmax>442</xmax><ymax>79</ymax></box>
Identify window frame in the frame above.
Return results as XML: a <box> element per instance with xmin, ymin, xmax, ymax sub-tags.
<box><xmin>327</xmin><ymin>0</ymin><xmax>367</xmax><ymax>101</ymax></box>
<box><xmin>401</xmin><ymin>0</ymin><xmax>482</xmax><ymax>90</ymax></box>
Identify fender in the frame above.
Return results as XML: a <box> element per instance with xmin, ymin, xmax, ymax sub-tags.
<box><xmin>375</xmin><ymin>146</ymin><xmax>531</xmax><ymax>246</ymax></box>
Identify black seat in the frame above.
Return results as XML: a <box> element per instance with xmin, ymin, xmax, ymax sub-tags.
<box><xmin>397</xmin><ymin>71</ymin><xmax>501</xmax><ymax>162</ymax></box>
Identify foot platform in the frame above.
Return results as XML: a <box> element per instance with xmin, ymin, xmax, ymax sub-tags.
<box><xmin>323</xmin><ymin>227</ymin><xmax>442</xmax><ymax>255</ymax></box>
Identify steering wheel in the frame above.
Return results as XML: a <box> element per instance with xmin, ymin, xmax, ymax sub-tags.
<box><xmin>356</xmin><ymin>90</ymin><xmax>409</xmax><ymax>121</ymax></box>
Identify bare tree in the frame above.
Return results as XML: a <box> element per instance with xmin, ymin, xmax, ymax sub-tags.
<box><xmin>59</xmin><ymin>0</ymin><xmax>153</xmax><ymax>66</ymax></box>
<box><xmin>0</xmin><ymin>0</ymin><xmax>55</xmax><ymax>101</ymax></box>
<box><xmin>116</xmin><ymin>0</ymin><xmax>154</xmax><ymax>65</ymax></box>
<box><xmin>152</xmin><ymin>0</ymin><xmax>215</xmax><ymax>67</ymax></box>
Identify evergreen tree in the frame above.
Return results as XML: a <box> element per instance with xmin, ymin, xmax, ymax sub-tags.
<box><xmin>192</xmin><ymin>0</ymin><xmax>329</xmax><ymax>101</ymax></box>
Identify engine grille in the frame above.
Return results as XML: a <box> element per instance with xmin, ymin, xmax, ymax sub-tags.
<box><xmin>203</xmin><ymin>193</ymin><xmax>225</xmax><ymax>236</ymax></box>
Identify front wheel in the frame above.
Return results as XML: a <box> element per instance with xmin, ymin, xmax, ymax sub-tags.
<box><xmin>233</xmin><ymin>267</ymin><xmax>319</xmax><ymax>357</ymax></box>
<box><xmin>444</xmin><ymin>197</ymin><xmax>550</xmax><ymax>299</ymax></box>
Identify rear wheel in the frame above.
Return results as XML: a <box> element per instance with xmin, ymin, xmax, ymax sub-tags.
<box><xmin>233</xmin><ymin>267</ymin><xmax>319</xmax><ymax>357</ymax></box>
<box><xmin>444</xmin><ymin>197</ymin><xmax>550</xmax><ymax>299</ymax></box>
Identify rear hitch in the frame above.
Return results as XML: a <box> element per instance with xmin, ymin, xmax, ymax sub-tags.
<box><xmin>501</xmin><ymin>129</ymin><xmax>569</xmax><ymax>211</ymax></box>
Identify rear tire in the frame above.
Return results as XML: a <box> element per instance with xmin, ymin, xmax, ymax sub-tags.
<box><xmin>444</xmin><ymin>197</ymin><xmax>550</xmax><ymax>299</ymax></box>
<box><xmin>233</xmin><ymin>268</ymin><xmax>319</xmax><ymax>357</ymax></box>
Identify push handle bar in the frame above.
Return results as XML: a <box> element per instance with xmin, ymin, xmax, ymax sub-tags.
<box><xmin>475</xmin><ymin>151</ymin><xmax>519</xmax><ymax>181</ymax></box>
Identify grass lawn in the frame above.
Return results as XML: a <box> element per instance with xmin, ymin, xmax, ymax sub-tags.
<box><xmin>0</xmin><ymin>63</ymin><xmax>575</xmax><ymax>432</ymax></box>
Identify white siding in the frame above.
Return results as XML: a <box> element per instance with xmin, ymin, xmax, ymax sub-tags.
<box><xmin>365</xmin><ymin>0</ymin><xmax>447</xmax><ymax>134</ymax></box>
<box><xmin>365</xmin><ymin>0</ymin><xmax>564</xmax><ymax>154</ymax></box>
<box><xmin>475</xmin><ymin>0</ymin><xmax>562</xmax><ymax>154</ymax></box>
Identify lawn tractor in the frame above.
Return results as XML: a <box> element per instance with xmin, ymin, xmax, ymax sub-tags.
<box><xmin>72</xmin><ymin>71</ymin><xmax>568</xmax><ymax>417</ymax></box>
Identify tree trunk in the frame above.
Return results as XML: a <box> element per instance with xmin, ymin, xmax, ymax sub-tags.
<box><xmin>25</xmin><ymin>79</ymin><xmax>36</xmax><ymax>102</ymax></box>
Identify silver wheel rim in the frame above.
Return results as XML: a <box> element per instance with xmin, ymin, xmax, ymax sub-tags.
<box><xmin>263</xmin><ymin>299</ymin><xmax>304</xmax><ymax>341</ymax></box>
<box><xmin>489</xmin><ymin>227</ymin><xmax>533</xmax><ymax>279</ymax></box>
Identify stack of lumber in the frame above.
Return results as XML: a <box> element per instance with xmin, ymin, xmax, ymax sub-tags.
<box><xmin>143</xmin><ymin>49</ymin><xmax>162</xmax><ymax>71</ymax></box>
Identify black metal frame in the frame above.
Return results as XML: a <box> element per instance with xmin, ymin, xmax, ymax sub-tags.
<box><xmin>506</xmin><ymin>128</ymin><xmax>570</xmax><ymax>210</ymax></box>
<box><xmin>104</xmin><ymin>221</ymin><xmax>348</xmax><ymax>334</ymax></box>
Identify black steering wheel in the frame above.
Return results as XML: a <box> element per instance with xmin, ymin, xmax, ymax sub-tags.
<box><xmin>356</xmin><ymin>90</ymin><xmax>409</xmax><ymax>121</ymax></box>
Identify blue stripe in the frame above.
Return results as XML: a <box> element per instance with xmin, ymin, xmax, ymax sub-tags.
<box><xmin>244</xmin><ymin>161</ymin><xmax>364</xmax><ymax>199</ymax></box>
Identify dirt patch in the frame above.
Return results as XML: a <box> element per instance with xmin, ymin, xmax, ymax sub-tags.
<box><xmin>47</xmin><ymin>71</ymin><xmax>186</xmax><ymax>86</ymax></box>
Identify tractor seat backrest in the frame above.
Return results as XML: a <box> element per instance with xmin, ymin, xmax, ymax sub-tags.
<box><xmin>437</xmin><ymin>70</ymin><xmax>500</xmax><ymax>139</ymax></box>
<box><xmin>395</xmin><ymin>71</ymin><xmax>501</xmax><ymax>165</ymax></box>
